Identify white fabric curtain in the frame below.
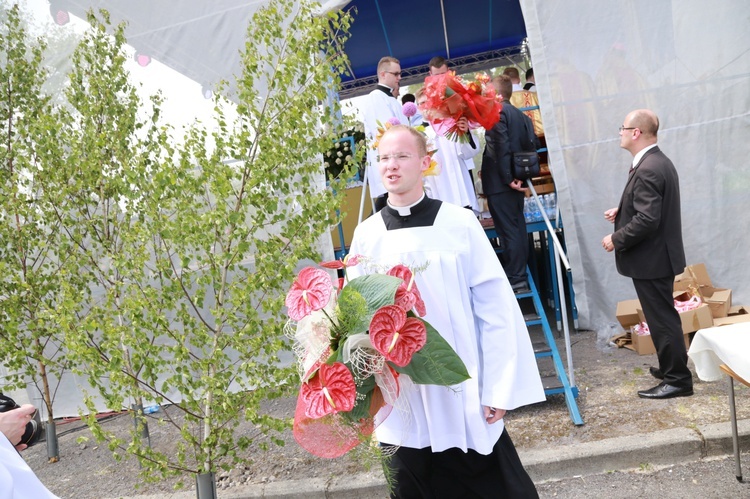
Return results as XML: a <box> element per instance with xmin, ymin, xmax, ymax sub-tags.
<box><xmin>521</xmin><ymin>0</ymin><xmax>750</xmax><ymax>335</ymax></box>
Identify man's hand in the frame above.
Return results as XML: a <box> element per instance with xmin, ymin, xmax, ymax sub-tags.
<box><xmin>509</xmin><ymin>179</ymin><xmax>525</xmax><ymax>191</ymax></box>
<box><xmin>456</xmin><ymin>117</ymin><xmax>469</xmax><ymax>133</ymax></box>
<box><xmin>602</xmin><ymin>234</ymin><xmax>615</xmax><ymax>252</ymax></box>
<box><xmin>483</xmin><ymin>406</ymin><xmax>506</xmax><ymax>424</ymax></box>
<box><xmin>0</xmin><ymin>404</ymin><xmax>36</xmax><ymax>450</ymax></box>
<box><xmin>604</xmin><ymin>207</ymin><xmax>618</xmax><ymax>223</ymax></box>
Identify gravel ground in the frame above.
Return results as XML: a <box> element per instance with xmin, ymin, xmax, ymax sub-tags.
<box><xmin>535</xmin><ymin>453</ymin><xmax>750</xmax><ymax>498</ymax></box>
<box><xmin>22</xmin><ymin>328</ymin><xmax>750</xmax><ymax>498</ymax></box>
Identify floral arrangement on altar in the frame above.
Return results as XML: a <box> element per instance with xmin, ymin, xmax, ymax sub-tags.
<box><xmin>285</xmin><ymin>256</ymin><xmax>469</xmax><ymax>458</ymax></box>
<box><xmin>421</xmin><ymin>71</ymin><xmax>502</xmax><ymax>142</ymax></box>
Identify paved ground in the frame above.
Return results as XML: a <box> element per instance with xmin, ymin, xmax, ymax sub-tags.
<box><xmin>113</xmin><ymin>425</ymin><xmax>750</xmax><ymax>498</ymax></box>
<box><xmin>23</xmin><ymin>321</ymin><xmax>750</xmax><ymax>498</ymax></box>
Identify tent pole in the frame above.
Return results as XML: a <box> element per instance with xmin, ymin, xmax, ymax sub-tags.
<box><xmin>439</xmin><ymin>1</ymin><xmax>450</xmax><ymax>58</ymax></box>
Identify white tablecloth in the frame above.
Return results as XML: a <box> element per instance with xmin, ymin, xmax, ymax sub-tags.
<box><xmin>688</xmin><ymin>323</ymin><xmax>750</xmax><ymax>383</ymax></box>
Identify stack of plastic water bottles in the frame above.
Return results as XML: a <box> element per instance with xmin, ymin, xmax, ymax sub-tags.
<box><xmin>523</xmin><ymin>193</ymin><xmax>557</xmax><ymax>223</ymax></box>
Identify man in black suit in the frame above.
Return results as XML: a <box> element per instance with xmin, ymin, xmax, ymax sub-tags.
<box><xmin>482</xmin><ymin>75</ymin><xmax>538</xmax><ymax>293</ymax></box>
<box><xmin>602</xmin><ymin>109</ymin><xmax>692</xmax><ymax>399</ymax></box>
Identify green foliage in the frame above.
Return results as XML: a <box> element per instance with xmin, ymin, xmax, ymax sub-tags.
<box><xmin>34</xmin><ymin>0</ymin><xmax>358</xmax><ymax>485</ymax></box>
<box><xmin>344</xmin><ymin>274</ymin><xmax>402</xmax><ymax>317</ymax></box>
<box><xmin>0</xmin><ymin>3</ymin><xmax>69</xmax><ymax>421</ymax></box>
<box><xmin>391</xmin><ymin>318</ymin><xmax>471</xmax><ymax>385</ymax></box>
<box><xmin>2</xmin><ymin>0</ymin><xmax>361</xmax><ymax>487</ymax></box>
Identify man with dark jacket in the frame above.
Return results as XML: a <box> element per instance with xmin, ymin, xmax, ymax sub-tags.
<box><xmin>481</xmin><ymin>75</ymin><xmax>538</xmax><ymax>292</ymax></box>
<box><xmin>602</xmin><ymin>109</ymin><xmax>692</xmax><ymax>399</ymax></box>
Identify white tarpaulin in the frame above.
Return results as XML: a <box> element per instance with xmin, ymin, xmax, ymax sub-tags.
<box><xmin>3</xmin><ymin>0</ymin><xmax>749</xmax><ymax>415</ymax></box>
<box><xmin>521</xmin><ymin>0</ymin><xmax>750</xmax><ymax>334</ymax></box>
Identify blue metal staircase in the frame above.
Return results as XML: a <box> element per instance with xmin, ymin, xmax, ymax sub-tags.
<box><xmin>516</xmin><ymin>268</ymin><xmax>584</xmax><ymax>425</ymax></box>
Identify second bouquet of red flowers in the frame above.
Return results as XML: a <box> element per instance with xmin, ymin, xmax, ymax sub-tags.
<box><xmin>285</xmin><ymin>256</ymin><xmax>469</xmax><ymax>458</ymax></box>
<box><xmin>422</xmin><ymin>71</ymin><xmax>502</xmax><ymax>142</ymax></box>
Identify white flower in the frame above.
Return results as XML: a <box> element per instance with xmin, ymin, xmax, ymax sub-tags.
<box><xmin>336</xmin><ymin>158</ymin><xmax>342</xmax><ymax>165</ymax></box>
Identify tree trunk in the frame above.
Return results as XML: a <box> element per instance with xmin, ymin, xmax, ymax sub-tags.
<box><xmin>195</xmin><ymin>472</ymin><xmax>217</xmax><ymax>499</ymax></box>
<box><xmin>46</xmin><ymin>420</ymin><xmax>59</xmax><ymax>462</ymax></box>
<box><xmin>131</xmin><ymin>402</ymin><xmax>150</xmax><ymax>447</ymax></box>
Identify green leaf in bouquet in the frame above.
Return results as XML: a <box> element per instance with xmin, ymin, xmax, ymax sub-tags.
<box><xmin>391</xmin><ymin>319</ymin><xmax>470</xmax><ymax>386</ymax></box>
<box><xmin>344</xmin><ymin>274</ymin><xmax>401</xmax><ymax>318</ymax></box>
<box><xmin>341</xmin><ymin>376</ymin><xmax>376</xmax><ymax>424</ymax></box>
<box><xmin>335</xmin><ymin>286</ymin><xmax>370</xmax><ymax>337</ymax></box>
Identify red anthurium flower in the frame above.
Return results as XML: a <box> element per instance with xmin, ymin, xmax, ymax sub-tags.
<box><xmin>387</xmin><ymin>265</ymin><xmax>427</xmax><ymax>317</ymax></box>
<box><xmin>285</xmin><ymin>267</ymin><xmax>333</xmax><ymax>321</ymax></box>
<box><xmin>370</xmin><ymin>305</ymin><xmax>427</xmax><ymax>367</ymax></box>
<box><xmin>320</xmin><ymin>253</ymin><xmax>361</xmax><ymax>270</ymax></box>
<box><xmin>300</xmin><ymin>362</ymin><xmax>357</xmax><ymax>419</ymax></box>
<box><xmin>319</xmin><ymin>260</ymin><xmax>345</xmax><ymax>270</ymax></box>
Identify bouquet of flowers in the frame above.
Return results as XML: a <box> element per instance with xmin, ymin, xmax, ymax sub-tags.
<box><xmin>421</xmin><ymin>71</ymin><xmax>502</xmax><ymax>142</ymax></box>
<box><xmin>285</xmin><ymin>255</ymin><xmax>469</xmax><ymax>458</ymax></box>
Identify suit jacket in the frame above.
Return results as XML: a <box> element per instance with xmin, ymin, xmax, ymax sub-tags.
<box><xmin>612</xmin><ymin>146</ymin><xmax>686</xmax><ymax>279</ymax></box>
<box><xmin>481</xmin><ymin>101</ymin><xmax>537</xmax><ymax>195</ymax></box>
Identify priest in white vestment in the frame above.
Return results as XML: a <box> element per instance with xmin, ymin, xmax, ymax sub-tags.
<box><xmin>349</xmin><ymin>125</ymin><xmax>544</xmax><ymax>497</ymax></box>
<box><xmin>361</xmin><ymin>57</ymin><xmax>408</xmax><ymax>210</ymax></box>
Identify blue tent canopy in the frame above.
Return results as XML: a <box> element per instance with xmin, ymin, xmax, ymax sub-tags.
<box><xmin>339</xmin><ymin>0</ymin><xmax>527</xmax><ymax>96</ymax></box>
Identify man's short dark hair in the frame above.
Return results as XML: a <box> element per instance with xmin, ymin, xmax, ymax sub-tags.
<box><xmin>525</xmin><ymin>67</ymin><xmax>534</xmax><ymax>80</ymax></box>
<box><xmin>492</xmin><ymin>74</ymin><xmax>513</xmax><ymax>101</ymax></box>
<box><xmin>401</xmin><ymin>93</ymin><xmax>416</xmax><ymax>104</ymax></box>
<box><xmin>502</xmin><ymin>67</ymin><xmax>520</xmax><ymax>81</ymax></box>
<box><xmin>428</xmin><ymin>56</ymin><xmax>448</xmax><ymax>69</ymax></box>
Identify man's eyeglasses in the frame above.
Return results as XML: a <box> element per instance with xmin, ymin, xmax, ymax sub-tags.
<box><xmin>378</xmin><ymin>153</ymin><xmax>414</xmax><ymax>164</ymax></box>
<box><xmin>384</xmin><ymin>70</ymin><xmax>402</xmax><ymax>77</ymax></box>
<box><xmin>619</xmin><ymin>126</ymin><xmax>637</xmax><ymax>132</ymax></box>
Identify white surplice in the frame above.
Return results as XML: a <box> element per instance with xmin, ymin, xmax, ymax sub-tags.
<box><xmin>423</xmin><ymin>127</ymin><xmax>481</xmax><ymax>211</ymax></box>
<box><xmin>348</xmin><ymin>201</ymin><xmax>545</xmax><ymax>454</ymax></box>
<box><xmin>361</xmin><ymin>87</ymin><xmax>407</xmax><ymax>199</ymax></box>
<box><xmin>0</xmin><ymin>432</ymin><xmax>59</xmax><ymax>499</ymax></box>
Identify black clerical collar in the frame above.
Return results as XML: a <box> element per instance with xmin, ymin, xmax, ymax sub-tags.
<box><xmin>376</xmin><ymin>84</ymin><xmax>395</xmax><ymax>97</ymax></box>
<box><xmin>381</xmin><ymin>195</ymin><xmax>442</xmax><ymax>230</ymax></box>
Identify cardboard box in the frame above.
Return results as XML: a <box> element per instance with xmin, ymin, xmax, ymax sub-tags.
<box><xmin>530</xmin><ymin>176</ymin><xmax>555</xmax><ymax>195</ymax></box>
<box><xmin>701</xmin><ymin>287</ymin><xmax>732</xmax><ymax>318</ymax></box>
<box><xmin>637</xmin><ymin>302</ymin><xmax>713</xmax><ymax>335</ymax></box>
<box><xmin>630</xmin><ymin>327</ymin><xmax>656</xmax><ymax>355</ymax></box>
<box><xmin>712</xmin><ymin>306</ymin><xmax>750</xmax><ymax>326</ymax></box>
<box><xmin>674</xmin><ymin>263</ymin><xmax>712</xmax><ymax>293</ymax></box>
<box><xmin>679</xmin><ymin>303</ymin><xmax>714</xmax><ymax>332</ymax></box>
<box><xmin>630</xmin><ymin>326</ymin><xmax>691</xmax><ymax>356</ymax></box>
<box><xmin>616</xmin><ymin>299</ymin><xmax>641</xmax><ymax>328</ymax></box>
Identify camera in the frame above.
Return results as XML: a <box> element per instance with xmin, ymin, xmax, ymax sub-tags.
<box><xmin>0</xmin><ymin>393</ymin><xmax>45</xmax><ymax>447</ymax></box>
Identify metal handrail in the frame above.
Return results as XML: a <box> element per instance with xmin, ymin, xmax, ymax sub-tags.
<box><xmin>526</xmin><ymin>181</ymin><xmax>575</xmax><ymax>387</ymax></box>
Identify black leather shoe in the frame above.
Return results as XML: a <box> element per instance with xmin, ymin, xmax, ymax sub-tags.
<box><xmin>649</xmin><ymin>366</ymin><xmax>665</xmax><ymax>380</ymax></box>
<box><xmin>638</xmin><ymin>382</ymin><xmax>693</xmax><ymax>399</ymax></box>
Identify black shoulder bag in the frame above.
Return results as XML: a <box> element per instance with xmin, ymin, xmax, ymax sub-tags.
<box><xmin>511</xmin><ymin>115</ymin><xmax>540</xmax><ymax>181</ymax></box>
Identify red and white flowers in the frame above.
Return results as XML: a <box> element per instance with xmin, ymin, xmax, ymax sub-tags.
<box><xmin>285</xmin><ymin>267</ymin><xmax>333</xmax><ymax>321</ymax></box>
<box><xmin>369</xmin><ymin>305</ymin><xmax>426</xmax><ymax>367</ymax></box>
<box><xmin>284</xmin><ymin>256</ymin><xmax>468</xmax><ymax>458</ymax></box>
